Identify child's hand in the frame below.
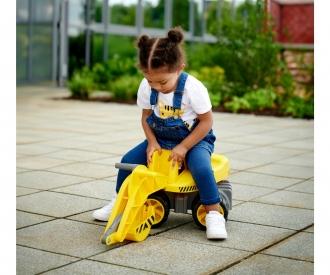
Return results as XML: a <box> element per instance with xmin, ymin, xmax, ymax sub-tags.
<box><xmin>147</xmin><ymin>141</ymin><xmax>162</xmax><ymax>164</ymax></box>
<box><xmin>169</xmin><ymin>144</ymin><xmax>188</xmax><ymax>167</ymax></box>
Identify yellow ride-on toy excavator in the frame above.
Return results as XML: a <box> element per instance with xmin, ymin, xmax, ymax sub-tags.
<box><xmin>101</xmin><ymin>149</ymin><xmax>232</xmax><ymax>245</ymax></box>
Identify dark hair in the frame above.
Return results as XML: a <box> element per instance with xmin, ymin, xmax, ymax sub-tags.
<box><xmin>136</xmin><ymin>27</ymin><xmax>186</xmax><ymax>72</ymax></box>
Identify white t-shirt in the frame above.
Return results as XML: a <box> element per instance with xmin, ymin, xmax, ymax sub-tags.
<box><xmin>137</xmin><ymin>74</ymin><xmax>212</xmax><ymax>130</ymax></box>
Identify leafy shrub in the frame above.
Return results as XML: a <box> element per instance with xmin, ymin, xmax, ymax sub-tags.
<box><xmin>108</xmin><ymin>75</ymin><xmax>142</xmax><ymax>101</ymax></box>
<box><xmin>224</xmin><ymin>96</ymin><xmax>250</xmax><ymax>113</ymax></box>
<box><xmin>68</xmin><ymin>67</ymin><xmax>95</xmax><ymax>99</ymax></box>
<box><xmin>281</xmin><ymin>96</ymin><xmax>314</xmax><ymax>118</ymax></box>
<box><xmin>224</xmin><ymin>88</ymin><xmax>277</xmax><ymax>112</ymax></box>
<box><xmin>244</xmin><ymin>88</ymin><xmax>277</xmax><ymax>110</ymax></box>
<box><xmin>188</xmin><ymin>66</ymin><xmax>225</xmax><ymax>107</ymax></box>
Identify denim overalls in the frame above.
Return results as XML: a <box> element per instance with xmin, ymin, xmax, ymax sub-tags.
<box><xmin>116</xmin><ymin>72</ymin><xmax>221</xmax><ymax>205</ymax></box>
<box><xmin>146</xmin><ymin>72</ymin><xmax>216</xmax><ymax>153</ymax></box>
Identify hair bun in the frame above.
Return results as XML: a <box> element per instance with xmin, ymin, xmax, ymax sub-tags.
<box><xmin>137</xmin><ymin>35</ymin><xmax>150</xmax><ymax>48</ymax></box>
<box><xmin>167</xmin><ymin>27</ymin><xmax>184</xmax><ymax>44</ymax></box>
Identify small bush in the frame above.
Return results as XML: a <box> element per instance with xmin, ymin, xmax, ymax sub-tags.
<box><xmin>244</xmin><ymin>88</ymin><xmax>277</xmax><ymax>111</ymax></box>
<box><xmin>281</xmin><ymin>96</ymin><xmax>314</xmax><ymax>118</ymax></box>
<box><xmin>188</xmin><ymin>66</ymin><xmax>225</xmax><ymax>107</ymax></box>
<box><xmin>109</xmin><ymin>75</ymin><xmax>142</xmax><ymax>101</ymax></box>
<box><xmin>224</xmin><ymin>96</ymin><xmax>250</xmax><ymax>113</ymax></box>
<box><xmin>68</xmin><ymin>67</ymin><xmax>95</xmax><ymax>99</ymax></box>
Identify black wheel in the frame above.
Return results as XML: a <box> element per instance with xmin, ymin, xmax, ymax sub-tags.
<box><xmin>146</xmin><ymin>191</ymin><xmax>170</xmax><ymax>228</ymax></box>
<box><xmin>191</xmin><ymin>196</ymin><xmax>228</xmax><ymax>230</ymax></box>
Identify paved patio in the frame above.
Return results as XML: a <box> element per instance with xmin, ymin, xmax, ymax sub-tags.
<box><xmin>17</xmin><ymin>86</ymin><xmax>314</xmax><ymax>274</ymax></box>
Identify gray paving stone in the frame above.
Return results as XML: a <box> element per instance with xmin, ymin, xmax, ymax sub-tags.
<box><xmin>17</xmin><ymin>156</ymin><xmax>74</xmax><ymax>170</ymax></box>
<box><xmin>248</xmin><ymin>163</ymin><xmax>314</xmax><ymax>179</ymax></box>
<box><xmin>17</xmin><ymin>211</ymin><xmax>54</xmax><ymax>229</ymax></box>
<box><xmin>160</xmin><ymin>221</ymin><xmax>294</xmax><ymax>252</ymax></box>
<box><xmin>42</xmin><ymin>259</ymin><xmax>155</xmax><ymax>274</ymax></box>
<box><xmin>17</xmin><ymin>171</ymin><xmax>92</xmax><ymax>190</ymax></box>
<box><xmin>39</xmin><ymin>138</ymin><xmax>95</xmax><ymax>149</ymax></box>
<box><xmin>228</xmin><ymin>146</ymin><xmax>307</xmax><ymax>164</ymax></box>
<box><xmin>17</xmin><ymin>246</ymin><xmax>78</xmax><ymax>275</ymax></box>
<box><xmin>278</xmin><ymin>152</ymin><xmax>314</xmax><ymax>167</ymax></box>
<box><xmin>286</xmin><ymin>179</ymin><xmax>314</xmax><ymax>194</ymax></box>
<box><xmin>214</xmin><ymin>141</ymin><xmax>253</xmax><ymax>153</ymax></box>
<box><xmin>78</xmin><ymin>143</ymin><xmax>129</xmax><ymax>155</ymax></box>
<box><xmin>275</xmin><ymin>138</ymin><xmax>314</xmax><ymax>151</ymax></box>
<box><xmin>228</xmin><ymin>158</ymin><xmax>266</xmax><ymax>171</ymax></box>
<box><xmin>16</xmin><ymin>191</ymin><xmax>107</xmax><ymax>217</ymax></box>
<box><xmin>53</xmin><ymin>179</ymin><xmax>117</xmax><ymax>200</ymax></box>
<box><xmin>46</xmin><ymin>149</ymin><xmax>110</xmax><ymax>161</ymax></box>
<box><xmin>262</xmin><ymin>232</ymin><xmax>313</xmax><ymax>262</ymax></box>
<box><xmin>304</xmin><ymin>225</ymin><xmax>314</xmax><ymax>233</ymax></box>
<box><xmin>16</xmin><ymin>144</ymin><xmax>61</xmax><ymax>156</ymax></box>
<box><xmin>230</xmin><ymin>202</ymin><xmax>313</xmax><ymax>230</ymax></box>
<box><xmin>16</xmin><ymin>186</ymin><xmax>41</xmax><ymax>196</ymax></box>
<box><xmin>48</xmin><ymin>162</ymin><xmax>118</xmax><ymax>178</ymax></box>
<box><xmin>90</xmin><ymin>155</ymin><xmax>121</xmax><ymax>166</ymax></box>
<box><xmin>150</xmin><ymin>212</ymin><xmax>193</xmax><ymax>235</ymax></box>
<box><xmin>229</xmin><ymin>171</ymin><xmax>302</xmax><ymax>189</ymax></box>
<box><xmin>17</xmin><ymin>219</ymin><xmax>109</xmax><ymax>258</ymax></box>
<box><xmin>225</xmin><ymin>133</ymin><xmax>292</xmax><ymax>146</ymax></box>
<box><xmin>254</xmin><ymin>190</ymin><xmax>314</xmax><ymax>209</ymax></box>
<box><xmin>16</xmin><ymin>168</ymin><xmax>31</xmax><ymax>174</ymax></box>
<box><xmin>90</xmin><ymin>236</ymin><xmax>250</xmax><ymax>274</ymax></box>
<box><xmin>265</xmin><ymin>127</ymin><xmax>314</xmax><ymax>139</ymax></box>
<box><xmin>232</xmin><ymin>183</ymin><xmax>275</xmax><ymax>201</ymax></box>
<box><xmin>219</xmin><ymin>254</ymin><xmax>313</xmax><ymax>275</ymax></box>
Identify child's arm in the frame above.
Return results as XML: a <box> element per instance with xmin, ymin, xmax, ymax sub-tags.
<box><xmin>141</xmin><ymin>109</ymin><xmax>162</xmax><ymax>164</ymax></box>
<box><xmin>169</xmin><ymin>110</ymin><xmax>213</xmax><ymax>165</ymax></box>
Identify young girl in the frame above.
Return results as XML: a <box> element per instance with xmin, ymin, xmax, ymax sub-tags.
<box><xmin>93</xmin><ymin>27</ymin><xmax>227</xmax><ymax>239</ymax></box>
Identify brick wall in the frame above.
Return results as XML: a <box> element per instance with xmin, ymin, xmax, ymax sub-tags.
<box><xmin>269</xmin><ymin>1</ymin><xmax>314</xmax><ymax>44</ymax></box>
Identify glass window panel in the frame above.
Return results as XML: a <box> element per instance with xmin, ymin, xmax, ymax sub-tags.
<box><xmin>193</xmin><ymin>0</ymin><xmax>203</xmax><ymax>36</ymax></box>
<box><xmin>109</xmin><ymin>0</ymin><xmax>136</xmax><ymax>26</ymax></box>
<box><xmin>107</xmin><ymin>35</ymin><xmax>136</xmax><ymax>59</ymax></box>
<box><xmin>16</xmin><ymin>25</ymin><xmax>29</xmax><ymax>83</ymax></box>
<box><xmin>68</xmin><ymin>28</ymin><xmax>86</xmax><ymax>77</ymax></box>
<box><xmin>17</xmin><ymin>0</ymin><xmax>29</xmax><ymax>22</ymax></box>
<box><xmin>31</xmin><ymin>25</ymin><xmax>53</xmax><ymax>80</ymax></box>
<box><xmin>69</xmin><ymin>0</ymin><xmax>87</xmax><ymax>25</ymax></box>
<box><xmin>143</xmin><ymin>0</ymin><xmax>164</xmax><ymax>28</ymax></box>
<box><xmin>33</xmin><ymin>0</ymin><xmax>54</xmax><ymax>22</ymax></box>
<box><xmin>91</xmin><ymin>33</ymin><xmax>103</xmax><ymax>65</ymax></box>
<box><xmin>205</xmin><ymin>0</ymin><xmax>218</xmax><ymax>34</ymax></box>
<box><xmin>91</xmin><ymin>0</ymin><xmax>103</xmax><ymax>23</ymax></box>
<box><xmin>172</xmin><ymin>0</ymin><xmax>189</xmax><ymax>31</ymax></box>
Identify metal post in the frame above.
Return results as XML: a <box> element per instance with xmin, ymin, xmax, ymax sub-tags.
<box><xmin>164</xmin><ymin>0</ymin><xmax>173</xmax><ymax>30</ymax></box>
<box><xmin>59</xmin><ymin>0</ymin><xmax>68</xmax><ymax>87</ymax></box>
<box><xmin>231</xmin><ymin>0</ymin><xmax>236</xmax><ymax>18</ymax></box>
<box><xmin>28</xmin><ymin>0</ymin><xmax>33</xmax><ymax>82</ymax></box>
<box><xmin>216</xmin><ymin>0</ymin><xmax>222</xmax><ymax>37</ymax></box>
<box><xmin>189</xmin><ymin>0</ymin><xmax>195</xmax><ymax>38</ymax></box>
<box><xmin>201</xmin><ymin>0</ymin><xmax>206</xmax><ymax>40</ymax></box>
<box><xmin>103</xmin><ymin>0</ymin><xmax>109</xmax><ymax>61</ymax></box>
<box><xmin>52</xmin><ymin>0</ymin><xmax>59</xmax><ymax>84</ymax></box>
<box><xmin>136</xmin><ymin>0</ymin><xmax>143</xmax><ymax>35</ymax></box>
<box><xmin>85</xmin><ymin>0</ymin><xmax>91</xmax><ymax>67</ymax></box>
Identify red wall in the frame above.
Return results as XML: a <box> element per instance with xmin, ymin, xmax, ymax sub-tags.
<box><xmin>270</xmin><ymin>2</ymin><xmax>314</xmax><ymax>44</ymax></box>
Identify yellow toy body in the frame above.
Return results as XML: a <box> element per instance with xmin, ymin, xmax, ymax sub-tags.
<box><xmin>101</xmin><ymin>150</ymin><xmax>231</xmax><ymax>246</ymax></box>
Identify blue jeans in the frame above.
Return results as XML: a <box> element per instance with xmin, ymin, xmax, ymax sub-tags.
<box><xmin>116</xmin><ymin>140</ymin><xmax>220</xmax><ymax>205</ymax></box>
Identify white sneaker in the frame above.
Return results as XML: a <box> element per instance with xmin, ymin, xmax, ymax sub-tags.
<box><xmin>92</xmin><ymin>196</ymin><xmax>117</xmax><ymax>221</ymax></box>
<box><xmin>205</xmin><ymin>211</ymin><xmax>228</xmax><ymax>239</ymax></box>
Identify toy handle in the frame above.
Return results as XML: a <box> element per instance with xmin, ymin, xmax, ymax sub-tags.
<box><xmin>115</xmin><ymin>163</ymin><xmax>139</xmax><ymax>171</ymax></box>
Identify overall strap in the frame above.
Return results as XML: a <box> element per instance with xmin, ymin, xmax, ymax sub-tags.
<box><xmin>150</xmin><ymin>88</ymin><xmax>158</xmax><ymax>106</ymax></box>
<box><xmin>149</xmin><ymin>72</ymin><xmax>188</xmax><ymax>109</ymax></box>
<box><xmin>173</xmin><ymin>72</ymin><xmax>188</xmax><ymax>110</ymax></box>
